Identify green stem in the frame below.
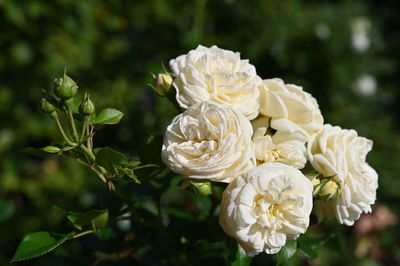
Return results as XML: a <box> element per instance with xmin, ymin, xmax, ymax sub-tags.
<box><xmin>76</xmin><ymin>158</ymin><xmax>107</xmax><ymax>184</ymax></box>
<box><xmin>72</xmin><ymin>230</ymin><xmax>94</xmax><ymax>239</ymax></box>
<box><xmin>67</xmin><ymin>105</ymin><xmax>79</xmax><ymax>141</ymax></box>
<box><xmin>53</xmin><ymin>113</ymin><xmax>75</xmax><ymax>146</ymax></box>
<box><xmin>86</xmin><ymin>123</ymin><xmax>92</xmax><ymax>150</ymax></box>
<box><xmin>80</xmin><ymin>144</ymin><xmax>96</xmax><ymax>161</ymax></box>
<box><xmin>80</xmin><ymin>118</ymin><xmax>89</xmax><ymax>142</ymax></box>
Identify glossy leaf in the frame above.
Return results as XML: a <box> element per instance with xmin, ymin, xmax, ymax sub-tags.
<box><xmin>91</xmin><ymin>108</ymin><xmax>123</xmax><ymax>125</ymax></box>
<box><xmin>95</xmin><ymin>147</ymin><xmax>126</xmax><ymax>173</ymax></box>
<box><xmin>297</xmin><ymin>234</ymin><xmax>338</xmax><ymax>260</ymax></box>
<box><xmin>11</xmin><ymin>232</ymin><xmax>74</xmax><ymax>263</ymax></box>
<box><xmin>50</xmin><ymin>204</ymin><xmax>84</xmax><ymax>230</ymax></box>
<box><xmin>277</xmin><ymin>240</ymin><xmax>297</xmax><ymax>265</ymax></box>
<box><xmin>230</xmin><ymin>248</ymin><xmax>252</xmax><ymax>266</ymax></box>
<box><xmin>118</xmin><ymin>166</ymin><xmax>140</xmax><ymax>183</ymax></box>
<box><xmin>74</xmin><ymin>209</ymin><xmax>109</xmax><ymax>231</ymax></box>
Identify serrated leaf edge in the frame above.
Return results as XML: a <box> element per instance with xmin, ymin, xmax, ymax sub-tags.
<box><xmin>10</xmin><ymin>232</ymin><xmax>75</xmax><ymax>263</ymax></box>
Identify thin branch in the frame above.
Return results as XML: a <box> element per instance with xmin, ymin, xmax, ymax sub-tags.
<box><xmin>72</xmin><ymin>230</ymin><xmax>94</xmax><ymax>239</ymax></box>
<box><xmin>53</xmin><ymin>113</ymin><xmax>75</xmax><ymax>146</ymax></box>
<box><xmin>66</xmin><ymin>105</ymin><xmax>79</xmax><ymax>141</ymax></box>
<box><xmin>76</xmin><ymin>158</ymin><xmax>107</xmax><ymax>184</ymax></box>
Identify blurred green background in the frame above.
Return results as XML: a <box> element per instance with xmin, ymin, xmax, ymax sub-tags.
<box><xmin>1</xmin><ymin>0</ymin><xmax>399</xmax><ymax>265</ymax></box>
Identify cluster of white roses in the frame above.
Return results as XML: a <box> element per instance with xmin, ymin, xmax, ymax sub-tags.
<box><xmin>160</xmin><ymin>45</ymin><xmax>378</xmax><ymax>256</ymax></box>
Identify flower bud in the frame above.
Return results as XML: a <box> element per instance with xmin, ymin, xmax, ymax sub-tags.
<box><xmin>152</xmin><ymin>73</ymin><xmax>173</xmax><ymax>96</ymax></box>
<box><xmin>190</xmin><ymin>180</ymin><xmax>212</xmax><ymax>197</ymax></box>
<box><xmin>316</xmin><ymin>179</ymin><xmax>339</xmax><ymax>201</ymax></box>
<box><xmin>79</xmin><ymin>94</ymin><xmax>95</xmax><ymax>116</ymax></box>
<box><xmin>53</xmin><ymin>74</ymin><xmax>78</xmax><ymax>100</ymax></box>
<box><xmin>312</xmin><ymin>177</ymin><xmax>321</xmax><ymax>187</ymax></box>
<box><xmin>40</xmin><ymin>98</ymin><xmax>56</xmax><ymax>113</ymax></box>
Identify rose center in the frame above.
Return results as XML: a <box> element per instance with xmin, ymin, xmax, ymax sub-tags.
<box><xmin>268</xmin><ymin>203</ymin><xmax>280</xmax><ymax>216</ymax></box>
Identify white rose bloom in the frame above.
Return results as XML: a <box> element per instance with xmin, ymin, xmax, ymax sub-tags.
<box><xmin>219</xmin><ymin>163</ymin><xmax>313</xmax><ymax>255</ymax></box>
<box><xmin>169</xmin><ymin>45</ymin><xmax>261</xmax><ymax>120</ymax></box>
<box><xmin>252</xmin><ymin>117</ymin><xmax>307</xmax><ymax>169</ymax></box>
<box><xmin>161</xmin><ymin>101</ymin><xmax>255</xmax><ymax>183</ymax></box>
<box><xmin>258</xmin><ymin>78</ymin><xmax>324</xmax><ymax>140</ymax></box>
<box><xmin>308</xmin><ymin>124</ymin><xmax>378</xmax><ymax>225</ymax></box>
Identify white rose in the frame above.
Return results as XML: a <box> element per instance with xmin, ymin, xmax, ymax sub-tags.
<box><xmin>308</xmin><ymin>124</ymin><xmax>373</xmax><ymax>181</ymax></box>
<box><xmin>252</xmin><ymin>117</ymin><xmax>307</xmax><ymax>169</ymax></box>
<box><xmin>308</xmin><ymin>124</ymin><xmax>378</xmax><ymax>225</ymax></box>
<box><xmin>258</xmin><ymin>78</ymin><xmax>324</xmax><ymax>140</ymax></box>
<box><xmin>219</xmin><ymin>162</ymin><xmax>313</xmax><ymax>255</ymax></box>
<box><xmin>161</xmin><ymin>101</ymin><xmax>255</xmax><ymax>182</ymax></box>
<box><xmin>170</xmin><ymin>45</ymin><xmax>261</xmax><ymax>120</ymax></box>
<box><xmin>314</xmin><ymin>163</ymin><xmax>378</xmax><ymax>225</ymax></box>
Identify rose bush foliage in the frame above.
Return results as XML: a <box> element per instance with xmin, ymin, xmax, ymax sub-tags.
<box><xmin>13</xmin><ymin>45</ymin><xmax>379</xmax><ymax>264</ymax></box>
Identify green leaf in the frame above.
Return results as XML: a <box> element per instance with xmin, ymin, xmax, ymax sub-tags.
<box><xmin>277</xmin><ymin>240</ymin><xmax>297</xmax><ymax>265</ymax></box>
<box><xmin>50</xmin><ymin>204</ymin><xmax>84</xmax><ymax>230</ymax></box>
<box><xmin>11</xmin><ymin>232</ymin><xmax>74</xmax><ymax>263</ymax></box>
<box><xmin>163</xmin><ymin>206</ymin><xmax>197</xmax><ymax>220</ymax></box>
<box><xmin>67</xmin><ymin>212</ymin><xmax>83</xmax><ymax>230</ymax></box>
<box><xmin>305</xmin><ymin>172</ymin><xmax>320</xmax><ymax>181</ymax></box>
<box><xmin>41</xmin><ymin>146</ymin><xmax>61</xmax><ymax>153</ymax></box>
<box><xmin>230</xmin><ymin>244</ymin><xmax>253</xmax><ymax>266</ymax></box>
<box><xmin>96</xmin><ymin>227</ymin><xmax>116</xmax><ymax>241</ymax></box>
<box><xmin>116</xmin><ymin>160</ymin><xmax>158</xmax><ymax>183</ymax></box>
<box><xmin>91</xmin><ymin>108</ymin><xmax>123</xmax><ymax>125</ymax></box>
<box><xmin>74</xmin><ymin>209</ymin><xmax>109</xmax><ymax>231</ymax></box>
<box><xmin>120</xmin><ymin>160</ymin><xmax>157</xmax><ymax>170</ymax></box>
<box><xmin>95</xmin><ymin>147</ymin><xmax>126</xmax><ymax>173</ymax></box>
<box><xmin>118</xmin><ymin>166</ymin><xmax>140</xmax><ymax>183</ymax></box>
<box><xmin>297</xmin><ymin>234</ymin><xmax>338</xmax><ymax>260</ymax></box>
<box><xmin>64</xmin><ymin>148</ymin><xmax>88</xmax><ymax>163</ymax></box>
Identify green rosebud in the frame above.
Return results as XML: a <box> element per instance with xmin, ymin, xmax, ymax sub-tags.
<box><xmin>40</xmin><ymin>98</ymin><xmax>56</xmax><ymax>113</ymax></box>
<box><xmin>314</xmin><ymin>179</ymin><xmax>339</xmax><ymax>201</ymax></box>
<box><xmin>52</xmin><ymin>78</ymin><xmax>63</xmax><ymax>91</ymax></box>
<box><xmin>312</xmin><ymin>177</ymin><xmax>321</xmax><ymax>187</ymax></box>
<box><xmin>151</xmin><ymin>73</ymin><xmax>173</xmax><ymax>96</ymax></box>
<box><xmin>53</xmin><ymin>74</ymin><xmax>78</xmax><ymax>100</ymax></box>
<box><xmin>190</xmin><ymin>180</ymin><xmax>213</xmax><ymax>197</ymax></box>
<box><xmin>79</xmin><ymin>94</ymin><xmax>95</xmax><ymax>116</ymax></box>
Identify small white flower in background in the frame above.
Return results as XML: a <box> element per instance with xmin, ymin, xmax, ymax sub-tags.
<box><xmin>161</xmin><ymin>101</ymin><xmax>255</xmax><ymax>183</ymax></box>
<box><xmin>308</xmin><ymin>124</ymin><xmax>378</xmax><ymax>225</ymax></box>
<box><xmin>258</xmin><ymin>78</ymin><xmax>324</xmax><ymax>141</ymax></box>
<box><xmin>350</xmin><ymin>17</ymin><xmax>371</xmax><ymax>53</ymax></box>
<box><xmin>252</xmin><ymin>116</ymin><xmax>307</xmax><ymax>169</ymax></box>
<box><xmin>353</xmin><ymin>74</ymin><xmax>377</xmax><ymax>96</ymax></box>
<box><xmin>219</xmin><ymin>162</ymin><xmax>313</xmax><ymax>255</ymax></box>
<box><xmin>169</xmin><ymin>45</ymin><xmax>261</xmax><ymax>120</ymax></box>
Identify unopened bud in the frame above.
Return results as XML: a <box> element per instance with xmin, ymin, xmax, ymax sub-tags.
<box><xmin>190</xmin><ymin>180</ymin><xmax>212</xmax><ymax>197</ymax></box>
<box><xmin>40</xmin><ymin>98</ymin><xmax>56</xmax><ymax>114</ymax></box>
<box><xmin>53</xmin><ymin>74</ymin><xmax>78</xmax><ymax>100</ymax></box>
<box><xmin>317</xmin><ymin>180</ymin><xmax>339</xmax><ymax>201</ymax></box>
<box><xmin>312</xmin><ymin>177</ymin><xmax>321</xmax><ymax>187</ymax></box>
<box><xmin>79</xmin><ymin>94</ymin><xmax>95</xmax><ymax>116</ymax></box>
<box><xmin>152</xmin><ymin>73</ymin><xmax>173</xmax><ymax>96</ymax></box>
